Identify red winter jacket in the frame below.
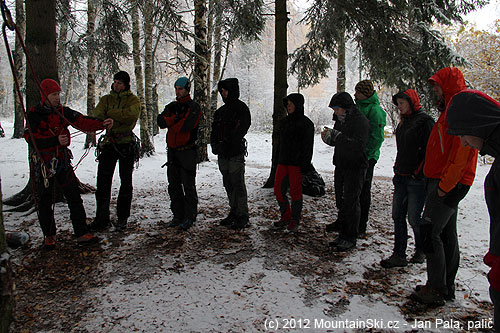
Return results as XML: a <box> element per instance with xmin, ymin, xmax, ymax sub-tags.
<box><xmin>424</xmin><ymin>67</ymin><xmax>478</xmax><ymax>192</ymax></box>
<box><xmin>157</xmin><ymin>95</ymin><xmax>202</xmax><ymax>149</ymax></box>
<box><xmin>24</xmin><ymin>104</ymin><xmax>105</xmax><ymax>163</ymax></box>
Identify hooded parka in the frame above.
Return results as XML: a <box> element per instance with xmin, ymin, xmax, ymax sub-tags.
<box><xmin>393</xmin><ymin>89</ymin><xmax>435</xmax><ymax>177</ymax></box>
<box><xmin>210</xmin><ymin>78</ymin><xmax>251</xmax><ymax>158</ymax></box>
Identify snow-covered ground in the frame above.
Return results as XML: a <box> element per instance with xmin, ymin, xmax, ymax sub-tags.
<box><xmin>0</xmin><ymin>119</ymin><xmax>494</xmax><ymax>332</ymax></box>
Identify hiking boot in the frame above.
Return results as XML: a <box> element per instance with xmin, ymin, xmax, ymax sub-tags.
<box><xmin>76</xmin><ymin>233</ymin><xmax>99</xmax><ymax>245</ymax></box>
<box><xmin>114</xmin><ymin>219</ymin><xmax>127</xmax><ymax>232</ymax></box>
<box><xmin>89</xmin><ymin>218</ymin><xmax>110</xmax><ymax>231</ymax></box>
<box><xmin>231</xmin><ymin>216</ymin><xmax>249</xmax><ymax>230</ymax></box>
<box><xmin>272</xmin><ymin>218</ymin><xmax>289</xmax><ymax>230</ymax></box>
<box><xmin>380</xmin><ymin>253</ymin><xmax>408</xmax><ymax>268</ymax></box>
<box><xmin>333</xmin><ymin>238</ymin><xmax>356</xmax><ymax>252</ymax></box>
<box><xmin>168</xmin><ymin>217</ymin><xmax>182</xmax><ymax>228</ymax></box>
<box><xmin>445</xmin><ymin>285</ymin><xmax>456</xmax><ymax>301</ymax></box>
<box><xmin>43</xmin><ymin>235</ymin><xmax>56</xmax><ymax>250</ymax></box>
<box><xmin>329</xmin><ymin>236</ymin><xmax>342</xmax><ymax>247</ymax></box>
<box><xmin>410</xmin><ymin>283</ymin><xmax>445</xmax><ymax>306</ymax></box>
<box><xmin>220</xmin><ymin>214</ymin><xmax>235</xmax><ymax>227</ymax></box>
<box><xmin>287</xmin><ymin>220</ymin><xmax>299</xmax><ymax>232</ymax></box>
<box><xmin>410</xmin><ymin>249</ymin><xmax>426</xmax><ymax>264</ymax></box>
<box><xmin>325</xmin><ymin>221</ymin><xmax>341</xmax><ymax>233</ymax></box>
<box><xmin>179</xmin><ymin>219</ymin><xmax>194</xmax><ymax>231</ymax></box>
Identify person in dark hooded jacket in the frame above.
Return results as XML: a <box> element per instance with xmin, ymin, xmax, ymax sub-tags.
<box><xmin>210</xmin><ymin>78</ymin><xmax>251</xmax><ymax>229</ymax></box>
<box><xmin>380</xmin><ymin>89</ymin><xmax>434</xmax><ymax>268</ymax></box>
<box><xmin>321</xmin><ymin>92</ymin><xmax>370</xmax><ymax>251</ymax></box>
<box><xmin>447</xmin><ymin>89</ymin><xmax>500</xmax><ymax>331</ymax></box>
<box><xmin>273</xmin><ymin>93</ymin><xmax>314</xmax><ymax>232</ymax></box>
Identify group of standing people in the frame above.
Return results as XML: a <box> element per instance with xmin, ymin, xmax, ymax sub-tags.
<box><xmin>23</xmin><ymin>67</ymin><xmax>500</xmax><ymax>330</ymax></box>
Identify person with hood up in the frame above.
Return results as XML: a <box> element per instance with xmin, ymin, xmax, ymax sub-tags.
<box><xmin>326</xmin><ymin>80</ymin><xmax>386</xmax><ymax>237</ymax></box>
<box><xmin>210</xmin><ymin>78</ymin><xmax>251</xmax><ymax>230</ymax></box>
<box><xmin>273</xmin><ymin>93</ymin><xmax>314</xmax><ymax>232</ymax></box>
<box><xmin>157</xmin><ymin>76</ymin><xmax>202</xmax><ymax>231</ymax></box>
<box><xmin>90</xmin><ymin>71</ymin><xmax>141</xmax><ymax>232</ymax></box>
<box><xmin>380</xmin><ymin>89</ymin><xmax>434</xmax><ymax>268</ymax></box>
<box><xmin>411</xmin><ymin>67</ymin><xmax>478</xmax><ymax>305</ymax></box>
<box><xmin>447</xmin><ymin>89</ymin><xmax>500</xmax><ymax>331</ymax></box>
<box><xmin>322</xmin><ymin>92</ymin><xmax>370</xmax><ymax>251</ymax></box>
<box><xmin>24</xmin><ymin>79</ymin><xmax>113</xmax><ymax>249</ymax></box>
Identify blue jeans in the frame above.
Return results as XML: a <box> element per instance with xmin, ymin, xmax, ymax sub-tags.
<box><xmin>392</xmin><ymin>174</ymin><xmax>426</xmax><ymax>257</ymax></box>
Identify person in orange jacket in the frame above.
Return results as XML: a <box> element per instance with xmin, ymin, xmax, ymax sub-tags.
<box><xmin>411</xmin><ymin>67</ymin><xmax>478</xmax><ymax>305</ymax></box>
<box><xmin>447</xmin><ymin>89</ymin><xmax>500</xmax><ymax>331</ymax></box>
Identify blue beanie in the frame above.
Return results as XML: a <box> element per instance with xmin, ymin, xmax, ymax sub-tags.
<box><xmin>174</xmin><ymin>77</ymin><xmax>190</xmax><ymax>91</ymax></box>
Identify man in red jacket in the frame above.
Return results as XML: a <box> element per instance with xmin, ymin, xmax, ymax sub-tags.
<box><xmin>157</xmin><ymin>77</ymin><xmax>202</xmax><ymax>231</ymax></box>
<box><xmin>410</xmin><ymin>67</ymin><xmax>478</xmax><ymax>305</ymax></box>
<box><xmin>24</xmin><ymin>79</ymin><xmax>113</xmax><ymax>249</ymax></box>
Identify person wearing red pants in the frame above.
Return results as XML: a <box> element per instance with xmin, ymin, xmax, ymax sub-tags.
<box><xmin>273</xmin><ymin>93</ymin><xmax>314</xmax><ymax>232</ymax></box>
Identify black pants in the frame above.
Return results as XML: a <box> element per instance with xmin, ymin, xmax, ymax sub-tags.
<box><xmin>335</xmin><ymin>166</ymin><xmax>366</xmax><ymax>243</ymax></box>
<box><xmin>95</xmin><ymin>143</ymin><xmax>135</xmax><ymax>222</ymax></box>
<box><xmin>35</xmin><ymin>163</ymin><xmax>89</xmax><ymax>237</ymax></box>
<box><xmin>167</xmin><ymin>148</ymin><xmax>198</xmax><ymax>221</ymax></box>
<box><xmin>359</xmin><ymin>158</ymin><xmax>376</xmax><ymax>233</ymax></box>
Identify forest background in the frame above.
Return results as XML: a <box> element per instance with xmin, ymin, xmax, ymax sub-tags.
<box><xmin>0</xmin><ymin>0</ymin><xmax>500</xmax><ymax>330</ymax></box>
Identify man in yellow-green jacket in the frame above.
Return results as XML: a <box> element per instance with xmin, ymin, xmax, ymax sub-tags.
<box><xmin>90</xmin><ymin>71</ymin><xmax>141</xmax><ymax>231</ymax></box>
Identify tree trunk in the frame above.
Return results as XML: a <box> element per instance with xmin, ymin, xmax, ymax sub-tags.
<box><xmin>194</xmin><ymin>0</ymin><xmax>210</xmax><ymax>162</ymax></box>
<box><xmin>336</xmin><ymin>28</ymin><xmax>346</xmax><ymax>92</ymax></box>
<box><xmin>56</xmin><ymin>0</ymin><xmax>70</xmax><ymax>81</ymax></box>
<box><xmin>131</xmin><ymin>2</ymin><xmax>149</xmax><ymax>158</ymax></box>
<box><xmin>141</xmin><ymin>2</ymin><xmax>155</xmax><ymax>156</ymax></box>
<box><xmin>4</xmin><ymin>0</ymin><xmax>91</xmax><ymax>211</ymax></box>
<box><xmin>12</xmin><ymin>0</ymin><xmax>25</xmax><ymax>139</ymax></box>
<box><xmin>85</xmin><ymin>0</ymin><xmax>97</xmax><ymax>148</ymax></box>
<box><xmin>8</xmin><ymin>0</ymin><xmax>59</xmax><ymax>209</ymax></box>
<box><xmin>0</xmin><ymin>177</ymin><xmax>14</xmax><ymax>332</ymax></box>
<box><xmin>209</xmin><ymin>1</ymin><xmax>223</xmax><ymax>114</ymax></box>
<box><xmin>206</xmin><ymin>0</ymin><xmax>214</xmax><ymax>111</ymax></box>
<box><xmin>263</xmin><ymin>0</ymin><xmax>288</xmax><ymax>188</ymax></box>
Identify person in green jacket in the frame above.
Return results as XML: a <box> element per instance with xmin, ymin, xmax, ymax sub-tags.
<box><xmin>326</xmin><ymin>80</ymin><xmax>386</xmax><ymax>237</ymax></box>
<box><xmin>90</xmin><ymin>71</ymin><xmax>141</xmax><ymax>231</ymax></box>
<box><xmin>354</xmin><ymin>80</ymin><xmax>386</xmax><ymax>236</ymax></box>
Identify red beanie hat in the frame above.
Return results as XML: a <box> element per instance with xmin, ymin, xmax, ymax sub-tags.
<box><xmin>40</xmin><ymin>79</ymin><xmax>61</xmax><ymax>102</ymax></box>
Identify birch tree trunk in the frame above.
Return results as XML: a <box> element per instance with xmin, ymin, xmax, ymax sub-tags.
<box><xmin>263</xmin><ymin>0</ymin><xmax>288</xmax><ymax>188</ymax></box>
<box><xmin>194</xmin><ymin>0</ymin><xmax>209</xmax><ymax>162</ymax></box>
<box><xmin>56</xmin><ymin>0</ymin><xmax>70</xmax><ymax>79</ymax></box>
<box><xmin>131</xmin><ymin>2</ymin><xmax>151</xmax><ymax>157</ymax></box>
<box><xmin>12</xmin><ymin>0</ymin><xmax>25</xmax><ymax>139</ymax></box>
<box><xmin>336</xmin><ymin>28</ymin><xmax>346</xmax><ymax>92</ymax></box>
<box><xmin>85</xmin><ymin>0</ymin><xmax>97</xmax><ymax>148</ymax></box>
<box><xmin>142</xmin><ymin>2</ymin><xmax>155</xmax><ymax>155</ymax></box>
<box><xmin>209</xmin><ymin>1</ymin><xmax>223</xmax><ymax>114</ymax></box>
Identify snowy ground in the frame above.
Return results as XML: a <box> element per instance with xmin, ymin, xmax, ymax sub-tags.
<box><xmin>0</xmin><ymin>119</ymin><xmax>494</xmax><ymax>332</ymax></box>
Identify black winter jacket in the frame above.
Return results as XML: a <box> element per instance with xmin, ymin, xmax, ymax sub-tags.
<box><xmin>447</xmin><ymin>89</ymin><xmax>500</xmax><ymax>257</ymax></box>
<box><xmin>210</xmin><ymin>78</ymin><xmax>251</xmax><ymax>158</ymax></box>
<box><xmin>394</xmin><ymin>109</ymin><xmax>434</xmax><ymax>177</ymax></box>
<box><xmin>327</xmin><ymin>106</ymin><xmax>370</xmax><ymax>170</ymax></box>
<box><xmin>277</xmin><ymin>93</ymin><xmax>315</xmax><ymax>169</ymax></box>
